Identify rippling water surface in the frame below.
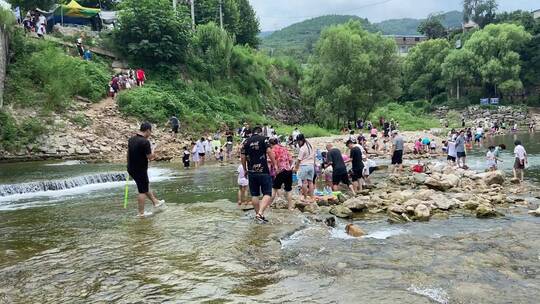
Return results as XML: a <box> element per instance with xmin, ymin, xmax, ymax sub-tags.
<box><xmin>1</xmin><ymin>133</ymin><xmax>539</xmax><ymax>303</ymax></box>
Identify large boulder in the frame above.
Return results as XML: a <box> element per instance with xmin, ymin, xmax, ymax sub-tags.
<box><xmin>478</xmin><ymin>171</ymin><xmax>505</xmax><ymax>186</ymax></box>
<box><xmin>414</xmin><ymin>204</ymin><xmax>431</xmax><ymax>221</ymax></box>
<box><xmin>443</xmin><ymin>174</ymin><xmax>460</xmax><ymax>188</ymax></box>
<box><xmin>343</xmin><ymin>197</ymin><xmax>368</xmax><ymax>211</ymax></box>
<box><xmin>528</xmin><ymin>207</ymin><xmax>540</xmax><ymax>217</ymax></box>
<box><xmin>416</xmin><ymin>189</ymin><xmax>436</xmax><ymax>201</ymax></box>
<box><xmin>304</xmin><ymin>202</ymin><xmax>320</xmax><ymax>214</ymax></box>
<box><xmin>425</xmin><ymin>177</ymin><xmax>454</xmax><ymax>191</ymax></box>
<box><xmin>387</xmin><ymin>211</ymin><xmax>412</xmax><ymax>224</ymax></box>
<box><xmin>476</xmin><ymin>204</ymin><xmax>501</xmax><ymax>218</ymax></box>
<box><xmin>453</xmin><ymin>193</ymin><xmax>472</xmax><ymax>202</ymax></box>
<box><xmin>403</xmin><ymin>199</ymin><xmax>424</xmax><ymax>209</ymax></box>
<box><xmin>432</xmin><ymin>194</ymin><xmax>458</xmax><ymax>210</ymax></box>
<box><xmin>272</xmin><ymin>197</ymin><xmax>289</xmax><ymax>209</ymax></box>
<box><xmin>389</xmin><ymin>204</ymin><xmax>406</xmax><ymax>214</ymax></box>
<box><xmin>330</xmin><ymin>205</ymin><xmax>353</xmax><ymax>218</ymax></box>
<box><xmin>413</xmin><ymin>173</ymin><xmax>428</xmax><ymax>185</ymax></box>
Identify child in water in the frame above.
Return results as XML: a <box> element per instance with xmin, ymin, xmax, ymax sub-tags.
<box><xmin>182</xmin><ymin>146</ymin><xmax>190</xmax><ymax>168</ymax></box>
<box><xmin>237</xmin><ymin>163</ymin><xmax>249</xmax><ymax>206</ymax></box>
<box><xmin>486</xmin><ymin>146</ymin><xmax>497</xmax><ymax>171</ymax></box>
<box><xmin>218</xmin><ymin>148</ymin><xmax>224</xmax><ymax>164</ymax></box>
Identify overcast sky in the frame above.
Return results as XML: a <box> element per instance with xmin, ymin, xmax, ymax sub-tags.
<box><xmin>251</xmin><ymin>0</ymin><xmax>540</xmax><ymax>31</ymax></box>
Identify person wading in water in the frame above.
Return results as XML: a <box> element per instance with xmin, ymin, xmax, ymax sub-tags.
<box><xmin>241</xmin><ymin>126</ymin><xmax>277</xmax><ymax>223</ymax></box>
<box><xmin>127</xmin><ymin>122</ymin><xmax>164</xmax><ymax>218</ymax></box>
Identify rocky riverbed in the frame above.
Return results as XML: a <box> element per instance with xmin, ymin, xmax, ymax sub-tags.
<box><xmin>272</xmin><ymin>164</ymin><xmax>540</xmax><ymax>227</ymax></box>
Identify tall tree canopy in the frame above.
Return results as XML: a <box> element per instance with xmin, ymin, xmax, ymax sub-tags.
<box><xmin>193</xmin><ymin>0</ymin><xmax>259</xmax><ymax>48</ymax></box>
<box><xmin>464</xmin><ymin>23</ymin><xmax>531</xmax><ymax>97</ymax></box>
<box><xmin>463</xmin><ymin>0</ymin><xmax>498</xmax><ymax>28</ymax></box>
<box><xmin>417</xmin><ymin>14</ymin><xmax>447</xmax><ymax>39</ymax></box>
<box><xmin>113</xmin><ymin>0</ymin><xmax>192</xmax><ymax>66</ymax></box>
<box><xmin>403</xmin><ymin>39</ymin><xmax>451</xmax><ymax>100</ymax></box>
<box><xmin>302</xmin><ymin>21</ymin><xmax>401</xmax><ymax>127</ymax></box>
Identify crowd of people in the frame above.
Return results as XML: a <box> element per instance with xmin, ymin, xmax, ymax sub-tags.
<box><xmin>22</xmin><ymin>10</ymin><xmax>47</xmax><ymax>38</ymax></box>
<box><xmin>127</xmin><ymin>115</ymin><xmax>531</xmax><ymax>220</ymax></box>
<box><xmin>109</xmin><ymin>68</ymin><xmax>146</xmax><ymax>98</ymax></box>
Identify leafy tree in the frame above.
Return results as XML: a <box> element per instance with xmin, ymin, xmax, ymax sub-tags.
<box><xmin>464</xmin><ymin>23</ymin><xmax>531</xmax><ymax>98</ymax></box>
<box><xmin>190</xmin><ymin>22</ymin><xmax>234</xmax><ymax>82</ymax></box>
<box><xmin>113</xmin><ymin>0</ymin><xmax>191</xmax><ymax>66</ymax></box>
<box><xmin>8</xmin><ymin>0</ymin><xmax>55</xmax><ymax>11</ymax></box>
<box><xmin>302</xmin><ymin>21</ymin><xmax>401</xmax><ymax>127</ymax></box>
<box><xmin>417</xmin><ymin>14</ymin><xmax>447</xmax><ymax>39</ymax></box>
<box><xmin>463</xmin><ymin>0</ymin><xmax>498</xmax><ymax>28</ymax></box>
<box><xmin>442</xmin><ymin>49</ymin><xmax>479</xmax><ymax>99</ymax></box>
<box><xmin>403</xmin><ymin>39</ymin><xmax>451</xmax><ymax>100</ymax></box>
<box><xmin>235</xmin><ymin>0</ymin><xmax>260</xmax><ymax>48</ymax></box>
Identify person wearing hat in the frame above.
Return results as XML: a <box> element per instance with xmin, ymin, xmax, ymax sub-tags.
<box><xmin>391</xmin><ymin>130</ymin><xmax>404</xmax><ymax>173</ymax></box>
<box><xmin>127</xmin><ymin>122</ymin><xmax>164</xmax><ymax>218</ymax></box>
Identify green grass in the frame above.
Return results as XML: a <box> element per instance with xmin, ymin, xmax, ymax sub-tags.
<box><xmin>274</xmin><ymin>124</ymin><xmax>337</xmax><ymax>138</ymax></box>
<box><xmin>370</xmin><ymin>102</ymin><xmax>440</xmax><ymax>131</ymax></box>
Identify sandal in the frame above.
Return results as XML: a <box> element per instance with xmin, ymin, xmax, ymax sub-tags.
<box><xmin>255</xmin><ymin>213</ymin><xmax>268</xmax><ymax>223</ymax></box>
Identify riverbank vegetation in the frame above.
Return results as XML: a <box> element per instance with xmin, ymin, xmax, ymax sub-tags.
<box><xmin>2</xmin><ymin>0</ymin><xmax>540</xmax><ymax>152</ymax></box>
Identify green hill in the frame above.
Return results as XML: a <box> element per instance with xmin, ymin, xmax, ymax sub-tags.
<box><xmin>260</xmin><ymin>15</ymin><xmax>376</xmax><ymax>61</ymax></box>
<box><xmin>260</xmin><ymin>11</ymin><xmax>464</xmax><ymax>61</ymax></box>
<box><xmin>374</xmin><ymin>11</ymin><xmax>463</xmax><ymax>35</ymax></box>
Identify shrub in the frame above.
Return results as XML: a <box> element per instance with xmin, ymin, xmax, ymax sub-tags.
<box><xmin>370</xmin><ymin>102</ymin><xmax>440</xmax><ymax>131</ymax></box>
<box><xmin>0</xmin><ymin>111</ymin><xmax>46</xmax><ymax>151</ymax></box>
<box><xmin>274</xmin><ymin>124</ymin><xmax>336</xmax><ymax>138</ymax></box>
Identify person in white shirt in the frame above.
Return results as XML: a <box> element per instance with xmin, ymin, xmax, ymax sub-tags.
<box><xmin>196</xmin><ymin>138</ymin><xmax>206</xmax><ymax>165</ymax></box>
<box><xmin>513</xmin><ymin>140</ymin><xmax>528</xmax><ymax>182</ymax></box>
<box><xmin>447</xmin><ymin>140</ymin><xmax>457</xmax><ymax>166</ymax></box>
<box><xmin>237</xmin><ymin>164</ymin><xmax>249</xmax><ymax>206</ymax></box>
<box><xmin>486</xmin><ymin>146</ymin><xmax>497</xmax><ymax>171</ymax></box>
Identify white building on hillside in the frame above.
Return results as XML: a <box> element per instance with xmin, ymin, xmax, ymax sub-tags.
<box><xmin>533</xmin><ymin>9</ymin><xmax>540</xmax><ymax>19</ymax></box>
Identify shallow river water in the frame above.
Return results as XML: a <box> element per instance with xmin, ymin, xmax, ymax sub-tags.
<box><xmin>0</xmin><ymin>133</ymin><xmax>539</xmax><ymax>304</ymax></box>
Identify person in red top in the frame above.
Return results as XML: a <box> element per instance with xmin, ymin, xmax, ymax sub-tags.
<box><xmin>136</xmin><ymin>68</ymin><xmax>146</xmax><ymax>86</ymax></box>
<box><xmin>269</xmin><ymin>138</ymin><xmax>295</xmax><ymax>210</ymax></box>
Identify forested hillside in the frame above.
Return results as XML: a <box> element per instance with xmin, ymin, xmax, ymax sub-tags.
<box><xmin>260</xmin><ymin>15</ymin><xmax>375</xmax><ymax>61</ymax></box>
<box><xmin>374</xmin><ymin>11</ymin><xmax>463</xmax><ymax>35</ymax></box>
<box><xmin>260</xmin><ymin>11</ymin><xmax>463</xmax><ymax>61</ymax></box>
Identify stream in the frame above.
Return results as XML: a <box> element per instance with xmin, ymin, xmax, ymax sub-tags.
<box><xmin>0</xmin><ymin>133</ymin><xmax>539</xmax><ymax>303</ymax></box>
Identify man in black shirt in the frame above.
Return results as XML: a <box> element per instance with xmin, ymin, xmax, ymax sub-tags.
<box><xmin>127</xmin><ymin>122</ymin><xmax>164</xmax><ymax>218</ymax></box>
<box><xmin>325</xmin><ymin>143</ymin><xmax>356</xmax><ymax>195</ymax></box>
<box><xmin>241</xmin><ymin>126</ymin><xmax>277</xmax><ymax>222</ymax></box>
<box><xmin>346</xmin><ymin>140</ymin><xmax>364</xmax><ymax>192</ymax></box>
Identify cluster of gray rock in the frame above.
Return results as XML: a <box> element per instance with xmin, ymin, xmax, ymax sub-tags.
<box><xmin>434</xmin><ymin>105</ymin><xmax>531</xmax><ymax>127</ymax></box>
<box><xmin>273</xmin><ymin>164</ymin><xmax>539</xmax><ymax>223</ymax></box>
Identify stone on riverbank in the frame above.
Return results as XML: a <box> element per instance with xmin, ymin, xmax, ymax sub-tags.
<box><xmin>330</xmin><ymin>205</ymin><xmax>353</xmax><ymax>218</ymax></box>
<box><xmin>343</xmin><ymin>197</ymin><xmax>368</xmax><ymax>211</ymax></box>
<box><xmin>413</xmin><ymin>204</ymin><xmax>431</xmax><ymax>221</ymax></box>
<box><xmin>387</xmin><ymin>211</ymin><xmax>412</xmax><ymax>224</ymax></box>
<box><xmin>475</xmin><ymin>204</ymin><xmax>501</xmax><ymax>218</ymax></box>
<box><xmin>528</xmin><ymin>207</ymin><xmax>540</xmax><ymax>217</ymax></box>
<box><xmin>478</xmin><ymin>171</ymin><xmax>505</xmax><ymax>186</ymax></box>
<box><xmin>304</xmin><ymin>203</ymin><xmax>320</xmax><ymax>214</ymax></box>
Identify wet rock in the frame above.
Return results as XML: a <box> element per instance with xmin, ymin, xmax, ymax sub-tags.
<box><xmin>476</xmin><ymin>204</ymin><xmax>501</xmax><ymax>218</ymax></box>
<box><xmin>343</xmin><ymin>197</ymin><xmax>368</xmax><ymax>211</ymax></box>
<box><xmin>330</xmin><ymin>205</ymin><xmax>353</xmax><ymax>218</ymax></box>
<box><xmin>387</xmin><ymin>211</ymin><xmax>412</xmax><ymax>224</ymax></box>
<box><xmin>510</xmin><ymin>178</ymin><xmax>521</xmax><ymax>184</ymax></box>
<box><xmin>272</xmin><ymin>197</ymin><xmax>289</xmax><ymax>210</ymax></box>
<box><xmin>304</xmin><ymin>202</ymin><xmax>320</xmax><ymax>214</ymax></box>
<box><xmin>453</xmin><ymin>193</ymin><xmax>472</xmax><ymax>202</ymax></box>
<box><xmin>337</xmin><ymin>193</ymin><xmax>349</xmax><ymax>204</ymax></box>
<box><xmin>324</xmin><ymin>216</ymin><xmax>336</xmax><ymax>227</ymax></box>
<box><xmin>75</xmin><ymin>146</ymin><xmax>90</xmax><ymax>155</ymax></box>
<box><xmin>413</xmin><ymin>173</ymin><xmax>427</xmax><ymax>185</ymax></box>
<box><xmin>432</xmin><ymin>195</ymin><xmax>458</xmax><ymax>210</ymax></box>
<box><xmin>528</xmin><ymin>207</ymin><xmax>540</xmax><ymax>217</ymax></box>
<box><xmin>479</xmin><ymin>171</ymin><xmax>505</xmax><ymax>186</ymax></box>
<box><xmin>416</xmin><ymin>189</ymin><xmax>435</xmax><ymax>201</ymax></box>
<box><xmin>463</xmin><ymin>200</ymin><xmax>480</xmax><ymax>210</ymax></box>
<box><xmin>425</xmin><ymin>177</ymin><xmax>453</xmax><ymax>191</ymax></box>
<box><xmin>345</xmin><ymin>224</ymin><xmax>366</xmax><ymax>237</ymax></box>
<box><xmin>389</xmin><ymin>204</ymin><xmax>406</xmax><ymax>214</ymax></box>
<box><xmin>403</xmin><ymin>198</ymin><xmax>424</xmax><ymax>209</ymax></box>
<box><xmin>414</xmin><ymin>204</ymin><xmax>431</xmax><ymax>221</ymax></box>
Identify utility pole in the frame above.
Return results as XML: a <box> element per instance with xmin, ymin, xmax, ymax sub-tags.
<box><xmin>219</xmin><ymin>0</ymin><xmax>224</xmax><ymax>30</ymax></box>
<box><xmin>191</xmin><ymin>0</ymin><xmax>196</xmax><ymax>30</ymax></box>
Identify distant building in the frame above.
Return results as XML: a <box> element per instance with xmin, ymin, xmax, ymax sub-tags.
<box><xmin>385</xmin><ymin>35</ymin><xmax>427</xmax><ymax>56</ymax></box>
<box><xmin>533</xmin><ymin>9</ymin><xmax>540</xmax><ymax>19</ymax></box>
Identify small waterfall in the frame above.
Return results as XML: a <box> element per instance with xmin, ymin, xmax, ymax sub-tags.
<box><xmin>0</xmin><ymin>172</ymin><xmax>127</xmax><ymax>197</ymax></box>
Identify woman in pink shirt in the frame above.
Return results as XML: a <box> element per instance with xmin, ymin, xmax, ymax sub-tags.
<box><xmin>269</xmin><ymin>139</ymin><xmax>295</xmax><ymax>210</ymax></box>
<box><xmin>295</xmin><ymin>134</ymin><xmax>315</xmax><ymax>202</ymax></box>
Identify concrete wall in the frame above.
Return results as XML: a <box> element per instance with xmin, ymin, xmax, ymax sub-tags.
<box><xmin>0</xmin><ymin>25</ymin><xmax>8</xmax><ymax>108</ymax></box>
